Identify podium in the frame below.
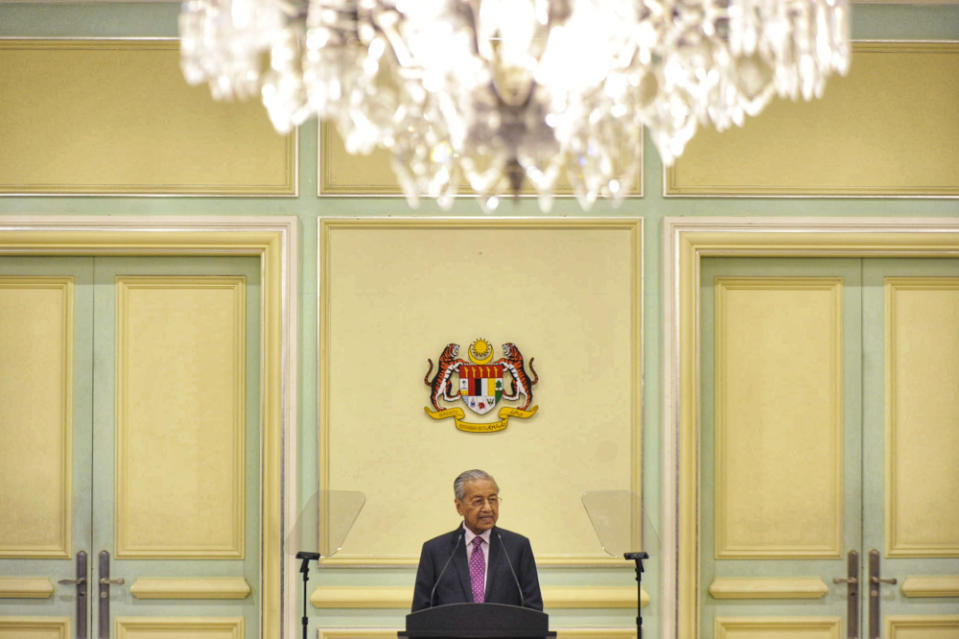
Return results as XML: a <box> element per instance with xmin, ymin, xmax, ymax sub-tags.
<box><xmin>399</xmin><ymin>603</ymin><xmax>556</xmax><ymax>639</ymax></box>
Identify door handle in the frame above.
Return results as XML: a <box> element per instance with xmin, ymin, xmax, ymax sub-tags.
<box><xmin>58</xmin><ymin>551</ymin><xmax>88</xmax><ymax>639</ymax></box>
<box><xmin>98</xmin><ymin>551</ymin><xmax>125</xmax><ymax>639</ymax></box>
<box><xmin>834</xmin><ymin>549</ymin><xmax>860</xmax><ymax>639</ymax></box>
<box><xmin>99</xmin><ymin>578</ymin><xmax>125</xmax><ymax>585</ymax></box>
<box><xmin>868</xmin><ymin>549</ymin><xmax>897</xmax><ymax>639</ymax></box>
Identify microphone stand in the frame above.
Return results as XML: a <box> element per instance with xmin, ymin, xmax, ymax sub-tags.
<box><xmin>624</xmin><ymin>551</ymin><xmax>649</xmax><ymax>639</ymax></box>
<box><xmin>296</xmin><ymin>551</ymin><xmax>321</xmax><ymax>639</ymax></box>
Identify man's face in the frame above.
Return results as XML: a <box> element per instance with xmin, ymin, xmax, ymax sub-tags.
<box><xmin>455</xmin><ymin>478</ymin><xmax>500</xmax><ymax>534</ymax></box>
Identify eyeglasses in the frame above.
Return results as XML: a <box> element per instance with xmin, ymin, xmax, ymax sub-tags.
<box><xmin>466</xmin><ymin>495</ymin><xmax>501</xmax><ymax>508</ymax></box>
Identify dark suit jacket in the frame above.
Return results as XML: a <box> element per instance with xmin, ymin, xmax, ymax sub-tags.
<box><xmin>412</xmin><ymin>525</ymin><xmax>543</xmax><ymax>611</ymax></box>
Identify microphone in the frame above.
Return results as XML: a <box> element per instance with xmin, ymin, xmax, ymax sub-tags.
<box><xmin>497</xmin><ymin>533</ymin><xmax>526</xmax><ymax>608</ymax></box>
<box><xmin>429</xmin><ymin>533</ymin><xmax>463</xmax><ymax>607</ymax></box>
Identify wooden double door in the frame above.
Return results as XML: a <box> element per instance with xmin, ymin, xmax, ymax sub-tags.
<box><xmin>0</xmin><ymin>257</ymin><xmax>261</xmax><ymax>639</ymax></box>
<box><xmin>700</xmin><ymin>258</ymin><xmax>959</xmax><ymax>639</ymax></box>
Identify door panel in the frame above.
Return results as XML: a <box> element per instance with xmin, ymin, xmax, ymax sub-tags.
<box><xmin>91</xmin><ymin>257</ymin><xmax>260</xmax><ymax>638</ymax></box>
<box><xmin>0</xmin><ymin>257</ymin><xmax>93</xmax><ymax>626</ymax></box>
<box><xmin>862</xmin><ymin>259</ymin><xmax>959</xmax><ymax>633</ymax></box>
<box><xmin>701</xmin><ymin>258</ymin><xmax>862</xmax><ymax>639</ymax></box>
<box><xmin>0</xmin><ymin>256</ymin><xmax>259</xmax><ymax>639</ymax></box>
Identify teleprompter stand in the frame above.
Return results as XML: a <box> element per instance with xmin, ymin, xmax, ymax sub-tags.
<box><xmin>399</xmin><ymin>602</ymin><xmax>556</xmax><ymax>639</ymax></box>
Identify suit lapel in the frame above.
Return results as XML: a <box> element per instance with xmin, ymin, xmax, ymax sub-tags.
<box><xmin>451</xmin><ymin>530</ymin><xmax>472</xmax><ymax>602</ymax></box>
<box><xmin>484</xmin><ymin>527</ymin><xmax>499</xmax><ymax>600</ymax></box>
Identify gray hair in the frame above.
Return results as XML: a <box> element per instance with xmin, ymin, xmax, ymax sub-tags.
<box><xmin>454</xmin><ymin>469</ymin><xmax>496</xmax><ymax>501</ymax></box>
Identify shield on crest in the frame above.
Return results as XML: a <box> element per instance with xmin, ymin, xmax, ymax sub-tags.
<box><xmin>458</xmin><ymin>364</ymin><xmax>503</xmax><ymax>415</ymax></box>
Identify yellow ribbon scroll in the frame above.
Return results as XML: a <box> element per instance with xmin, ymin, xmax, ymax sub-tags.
<box><xmin>424</xmin><ymin>405</ymin><xmax>538</xmax><ymax>433</ymax></box>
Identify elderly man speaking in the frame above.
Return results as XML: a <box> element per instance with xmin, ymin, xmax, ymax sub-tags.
<box><xmin>411</xmin><ymin>469</ymin><xmax>544</xmax><ymax>611</ymax></box>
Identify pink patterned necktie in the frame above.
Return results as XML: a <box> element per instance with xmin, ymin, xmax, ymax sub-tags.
<box><xmin>469</xmin><ymin>536</ymin><xmax>485</xmax><ymax>603</ymax></box>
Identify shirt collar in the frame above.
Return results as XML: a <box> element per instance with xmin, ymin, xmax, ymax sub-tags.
<box><xmin>462</xmin><ymin>523</ymin><xmax>492</xmax><ymax>546</ymax></box>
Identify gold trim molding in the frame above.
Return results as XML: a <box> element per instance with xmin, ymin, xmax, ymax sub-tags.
<box><xmin>0</xmin><ymin>577</ymin><xmax>55</xmax><ymax>598</ymax></box>
<box><xmin>0</xmin><ymin>617</ymin><xmax>69</xmax><ymax>637</ymax></box>
<box><xmin>114</xmin><ymin>275</ymin><xmax>248</xmax><ymax>559</ymax></box>
<box><xmin>309</xmin><ymin>585</ymin><xmax>649</xmax><ymax>609</ymax></box>
<box><xmin>662</xmin><ymin>216</ymin><xmax>959</xmax><ymax>639</ymax></box>
<box><xmin>886</xmin><ymin>615</ymin><xmax>959</xmax><ymax>637</ymax></box>
<box><xmin>0</xmin><ymin>216</ymin><xmax>298</xmax><ymax>639</ymax></box>
<box><xmin>712</xmin><ymin>276</ymin><xmax>844</xmax><ymax>559</ymax></box>
<box><xmin>0</xmin><ymin>276</ymin><xmax>73</xmax><ymax>559</ymax></box>
<box><xmin>715</xmin><ymin>617</ymin><xmax>841</xmax><ymax>638</ymax></box>
<box><xmin>665</xmin><ymin>41</ymin><xmax>959</xmax><ymax>198</ymax></box>
<box><xmin>129</xmin><ymin>577</ymin><xmax>251</xmax><ymax>599</ymax></box>
<box><xmin>885</xmin><ymin>276</ymin><xmax>959</xmax><ymax>558</ymax></box>
<box><xmin>0</xmin><ymin>39</ymin><xmax>297</xmax><ymax>197</ymax></box>
<box><xmin>116</xmin><ymin>617</ymin><xmax>244</xmax><ymax>639</ymax></box>
<box><xmin>708</xmin><ymin>577</ymin><xmax>829</xmax><ymax>599</ymax></box>
<box><xmin>901</xmin><ymin>575</ymin><xmax>959</xmax><ymax>598</ymax></box>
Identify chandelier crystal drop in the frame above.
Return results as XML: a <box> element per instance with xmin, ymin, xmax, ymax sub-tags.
<box><xmin>179</xmin><ymin>0</ymin><xmax>850</xmax><ymax>211</ymax></box>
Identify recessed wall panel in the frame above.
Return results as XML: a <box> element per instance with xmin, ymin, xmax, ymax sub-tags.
<box><xmin>319</xmin><ymin>219</ymin><xmax>642</xmax><ymax>565</ymax></box>
<box><xmin>319</xmin><ymin>123</ymin><xmax>643</xmax><ymax>197</ymax></box>
<box><xmin>0</xmin><ymin>39</ymin><xmax>295</xmax><ymax>195</ymax></box>
<box><xmin>115</xmin><ymin>276</ymin><xmax>246</xmax><ymax>557</ymax></box>
<box><xmin>886</xmin><ymin>278</ymin><xmax>959</xmax><ymax>556</ymax></box>
<box><xmin>666</xmin><ymin>42</ymin><xmax>959</xmax><ymax>196</ymax></box>
<box><xmin>0</xmin><ymin>277</ymin><xmax>72</xmax><ymax>558</ymax></box>
<box><xmin>714</xmin><ymin>278</ymin><xmax>843</xmax><ymax>557</ymax></box>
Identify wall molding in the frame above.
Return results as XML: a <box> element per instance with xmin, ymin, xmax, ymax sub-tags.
<box><xmin>0</xmin><ymin>276</ymin><xmax>73</xmax><ymax>558</ymax></box>
<box><xmin>0</xmin><ymin>39</ymin><xmax>297</xmax><ymax>196</ymax></box>
<box><xmin>885</xmin><ymin>276</ymin><xmax>959</xmax><ymax>557</ymax></box>
<box><xmin>901</xmin><ymin>575</ymin><xmax>959</xmax><ymax>598</ymax></box>
<box><xmin>309</xmin><ymin>585</ymin><xmax>649</xmax><ymax>609</ymax></box>
<box><xmin>887</xmin><ymin>615</ymin><xmax>959</xmax><ymax>637</ymax></box>
<box><xmin>116</xmin><ymin>617</ymin><xmax>243</xmax><ymax>639</ymax></box>
<box><xmin>662</xmin><ymin>216</ymin><xmax>959</xmax><ymax>639</ymax></box>
<box><xmin>715</xmin><ymin>616</ymin><xmax>841</xmax><ymax>639</ymax></box>
<box><xmin>129</xmin><ymin>577</ymin><xmax>251</xmax><ymax>599</ymax></box>
<box><xmin>317</xmin><ymin>217</ymin><xmax>644</xmax><ymax>567</ymax></box>
<box><xmin>0</xmin><ymin>616</ymin><xmax>69</xmax><ymax>637</ymax></box>
<box><xmin>712</xmin><ymin>276</ymin><xmax>843</xmax><ymax>559</ymax></box>
<box><xmin>708</xmin><ymin>577</ymin><xmax>829</xmax><ymax>599</ymax></box>
<box><xmin>0</xmin><ymin>577</ymin><xmax>55</xmax><ymax>598</ymax></box>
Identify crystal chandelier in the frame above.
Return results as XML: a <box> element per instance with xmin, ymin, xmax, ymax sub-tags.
<box><xmin>179</xmin><ymin>0</ymin><xmax>850</xmax><ymax>211</ymax></box>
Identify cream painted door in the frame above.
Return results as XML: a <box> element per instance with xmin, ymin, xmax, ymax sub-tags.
<box><xmin>700</xmin><ymin>258</ymin><xmax>959</xmax><ymax>639</ymax></box>
<box><xmin>0</xmin><ymin>256</ymin><xmax>260</xmax><ymax>639</ymax></box>
<box><xmin>861</xmin><ymin>259</ymin><xmax>959</xmax><ymax>638</ymax></box>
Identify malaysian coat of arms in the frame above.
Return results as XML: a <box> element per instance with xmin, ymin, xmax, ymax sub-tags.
<box><xmin>424</xmin><ymin>339</ymin><xmax>539</xmax><ymax>432</ymax></box>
